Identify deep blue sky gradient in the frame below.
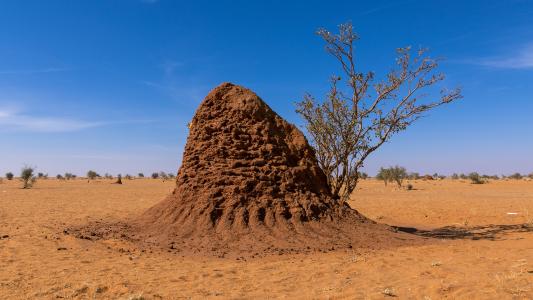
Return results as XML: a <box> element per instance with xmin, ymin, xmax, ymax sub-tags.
<box><xmin>0</xmin><ymin>0</ymin><xmax>532</xmax><ymax>176</ymax></box>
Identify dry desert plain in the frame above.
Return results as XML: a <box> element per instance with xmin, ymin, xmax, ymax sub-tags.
<box><xmin>1</xmin><ymin>178</ymin><xmax>533</xmax><ymax>299</ymax></box>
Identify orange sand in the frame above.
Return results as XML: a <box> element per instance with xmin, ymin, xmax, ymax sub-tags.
<box><xmin>1</xmin><ymin>178</ymin><xmax>532</xmax><ymax>299</ymax></box>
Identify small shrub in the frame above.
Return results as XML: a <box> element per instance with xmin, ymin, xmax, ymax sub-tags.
<box><xmin>138</xmin><ymin>173</ymin><xmax>145</xmax><ymax>178</ymax></box>
<box><xmin>104</xmin><ymin>173</ymin><xmax>113</xmax><ymax>180</ymax></box>
<box><xmin>151</xmin><ymin>172</ymin><xmax>159</xmax><ymax>179</ymax></box>
<box><xmin>20</xmin><ymin>166</ymin><xmax>36</xmax><ymax>189</ymax></box>
<box><xmin>468</xmin><ymin>172</ymin><xmax>485</xmax><ymax>184</ymax></box>
<box><xmin>159</xmin><ymin>172</ymin><xmax>169</xmax><ymax>181</ymax></box>
<box><xmin>459</xmin><ymin>173</ymin><xmax>468</xmax><ymax>180</ymax></box>
<box><xmin>406</xmin><ymin>184</ymin><xmax>414</xmax><ymax>190</ymax></box>
<box><xmin>87</xmin><ymin>170</ymin><xmax>99</xmax><ymax>180</ymax></box>
<box><xmin>407</xmin><ymin>172</ymin><xmax>420</xmax><ymax>180</ymax></box>
<box><xmin>57</xmin><ymin>174</ymin><xmax>64</xmax><ymax>180</ymax></box>
<box><xmin>64</xmin><ymin>173</ymin><xmax>75</xmax><ymax>180</ymax></box>
<box><xmin>509</xmin><ymin>173</ymin><xmax>523</xmax><ymax>180</ymax></box>
<box><xmin>124</xmin><ymin>174</ymin><xmax>132</xmax><ymax>180</ymax></box>
<box><xmin>6</xmin><ymin>172</ymin><xmax>14</xmax><ymax>180</ymax></box>
<box><xmin>358</xmin><ymin>172</ymin><xmax>369</xmax><ymax>180</ymax></box>
<box><xmin>451</xmin><ymin>173</ymin><xmax>459</xmax><ymax>180</ymax></box>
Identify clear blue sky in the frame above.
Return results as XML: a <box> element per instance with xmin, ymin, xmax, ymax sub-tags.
<box><xmin>1</xmin><ymin>0</ymin><xmax>532</xmax><ymax>177</ymax></box>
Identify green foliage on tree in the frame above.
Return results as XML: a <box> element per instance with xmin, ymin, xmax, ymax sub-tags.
<box><xmin>376</xmin><ymin>166</ymin><xmax>408</xmax><ymax>187</ymax></box>
<box><xmin>295</xmin><ymin>22</ymin><xmax>461</xmax><ymax>201</ymax></box>
<box><xmin>468</xmin><ymin>172</ymin><xmax>485</xmax><ymax>184</ymax></box>
<box><xmin>20</xmin><ymin>166</ymin><xmax>36</xmax><ymax>189</ymax></box>
<box><xmin>87</xmin><ymin>170</ymin><xmax>99</xmax><ymax>180</ymax></box>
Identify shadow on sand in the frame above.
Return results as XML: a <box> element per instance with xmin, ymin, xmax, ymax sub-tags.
<box><xmin>393</xmin><ymin>223</ymin><xmax>533</xmax><ymax>240</ymax></box>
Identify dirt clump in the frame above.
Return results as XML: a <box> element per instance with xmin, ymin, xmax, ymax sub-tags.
<box><xmin>124</xmin><ymin>82</ymin><xmax>419</xmax><ymax>257</ymax></box>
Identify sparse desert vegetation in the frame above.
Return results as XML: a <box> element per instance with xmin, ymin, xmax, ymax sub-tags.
<box><xmin>20</xmin><ymin>166</ymin><xmax>36</xmax><ymax>189</ymax></box>
<box><xmin>376</xmin><ymin>166</ymin><xmax>408</xmax><ymax>187</ymax></box>
<box><xmin>1</xmin><ymin>1</ymin><xmax>532</xmax><ymax>299</ymax></box>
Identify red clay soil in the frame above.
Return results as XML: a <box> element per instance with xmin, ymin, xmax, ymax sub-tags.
<box><xmin>69</xmin><ymin>83</ymin><xmax>421</xmax><ymax>257</ymax></box>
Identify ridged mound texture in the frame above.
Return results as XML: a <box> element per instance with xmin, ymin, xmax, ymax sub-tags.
<box><xmin>131</xmin><ymin>83</ymin><xmax>417</xmax><ymax>257</ymax></box>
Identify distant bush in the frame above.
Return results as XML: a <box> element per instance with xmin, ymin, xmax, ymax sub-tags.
<box><xmin>459</xmin><ymin>173</ymin><xmax>468</xmax><ymax>180</ymax></box>
<box><xmin>56</xmin><ymin>174</ymin><xmax>64</xmax><ymax>180</ymax></box>
<box><xmin>64</xmin><ymin>173</ymin><xmax>76</xmax><ymax>180</ymax></box>
<box><xmin>406</xmin><ymin>183</ymin><xmax>414</xmax><ymax>190</ymax></box>
<box><xmin>358</xmin><ymin>172</ymin><xmax>369</xmax><ymax>180</ymax></box>
<box><xmin>422</xmin><ymin>174</ymin><xmax>434</xmax><ymax>180</ymax></box>
<box><xmin>87</xmin><ymin>170</ymin><xmax>99</xmax><ymax>180</ymax></box>
<box><xmin>37</xmin><ymin>172</ymin><xmax>49</xmax><ymax>179</ymax></box>
<box><xmin>376</xmin><ymin>166</ymin><xmax>407</xmax><ymax>187</ymax></box>
<box><xmin>451</xmin><ymin>173</ymin><xmax>459</xmax><ymax>180</ymax></box>
<box><xmin>138</xmin><ymin>173</ymin><xmax>145</xmax><ymax>178</ymax></box>
<box><xmin>529</xmin><ymin>173</ymin><xmax>533</xmax><ymax>179</ymax></box>
<box><xmin>151</xmin><ymin>172</ymin><xmax>159</xmax><ymax>179</ymax></box>
<box><xmin>124</xmin><ymin>174</ymin><xmax>132</xmax><ymax>180</ymax></box>
<box><xmin>407</xmin><ymin>172</ymin><xmax>420</xmax><ymax>180</ymax></box>
<box><xmin>376</xmin><ymin>168</ymin><xmax>389</xmax><ymax>185</ymax></box>
<box><xmin>159</xmin><ymin>172</ymin><xmax>169</xmax><ymax>181</ymax></box>
<box><xmin>103</xmin><ymin>173</ymin><xmax>113</xmax><ymax>180</ymax></box>
<box><xmin>508</xmin><ymin>173</ymin><xmax>523</xmax><ymax>180</ymax></box>
<box><xmin>168</xmin><ymin>173</ymin><xmax>176</xmax><ymax>179</ymax></box>
<box><xmin>5</xmin><ymin>172</ymin><xmax>14</xmax><ymax>180</ymax></box>
<box><xmin>20</xmin><ymin>166</ymin><xmax>36</xmax><ymax>189</ymax></box>
<box><xmin>468</xmin><ymin>172</ymin><xmax>485</xmax><ymax>184</ymax></box>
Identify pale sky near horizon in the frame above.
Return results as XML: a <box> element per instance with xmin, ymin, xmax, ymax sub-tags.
<box><xmin>1</xmin><ymin>0</ymin><xmax>532</xmax><ymax>177</ymax></box>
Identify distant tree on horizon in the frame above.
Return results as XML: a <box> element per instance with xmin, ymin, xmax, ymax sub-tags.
<box><xmin>138</xmin><ymin>173</ymin><xmax>145</xmax><ymax>178</ymax></box>
<box><xmin>468</xmin><ymin>172</ymin><xmax>485</xmax><ymax>184</ymax></box>
<box><xmin>376</xmin><ymin>166</ymin><xmax>407</xmax><ymax>187</ymax></box>
<box><xmin>408</xmin><ymin>172</ymin><xmax>420</xmax><ymax>180</ymax></box>
<box><xmin>295</xmin><ymin>21</ymin><xmax>462</xmax><ymax>201</ymax></box>
<box><xmin>5</xmin><ymin>172</ymin><xmax>14</xmax><ymax>180</ymax></box>
<box><xmin>159</xmin><ymin>171</ymin><xmax>169</xmax><ymax>181</ymax></box>
<box><xmin>87</xmin><ymin>170</ymin><xmax>99</xmax><ymax>180</ymax></box>
<box><xmin>20</xmin><ymin>166</ymin><xmax>36</xmax><ymax>189</ymax></box>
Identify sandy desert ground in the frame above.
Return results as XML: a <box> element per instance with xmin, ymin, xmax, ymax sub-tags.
<box><xmin>1</xmin><ymin>178</ymin><xmax>533</xmax><ymax>299</ymax></box>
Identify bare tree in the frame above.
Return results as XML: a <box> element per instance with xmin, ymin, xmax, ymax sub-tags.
<box><xmin>296</xmin><ymin>22</ymin><xmax>462</xmax><ymax>201</ymax></box>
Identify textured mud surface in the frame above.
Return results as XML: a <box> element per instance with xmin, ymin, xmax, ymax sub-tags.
<box><xmin>70</xmin><ymin>83</ymin><xmax>420</xmax><ymax>257</ymax></box>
